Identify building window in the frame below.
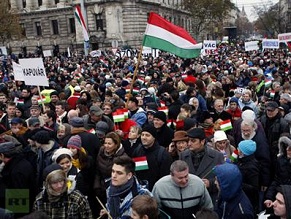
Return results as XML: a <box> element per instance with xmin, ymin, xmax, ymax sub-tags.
<box><xmin>38</xmin><ymin>0</ymin><xmax>42</xmax><ymax>7</ymax></box>
<box><xmin>55</xmin><ymin>0</ymin><xmax>59</xmax><ymax>4</ymax></box>
<box><xmin>35</xmin><ymin>22</ymin><xmax>42</xmax><ymax>36</ymax></box>
<box><xmin>69</xmin><ymin>18</ymin><xmax>76</xmax><ymax>34</ymax></box>
<box><xmin>52</xmin><ymin>20</ymin><xmax>59</xmax><ymax>35</ymax></box>
<box><xmin>23</xmin><ymin>0</ymin><xmax>26</xmax><ymax>8</ymax></box>
<box><xmin>20</xmin><ymin>23</ymin><xmax>26</xmax><ymax>37</ymax></box>
<box><xmin>96</xmin><ymin>14</ymin><xmax>103</xmax><ymax>31</ymax></box>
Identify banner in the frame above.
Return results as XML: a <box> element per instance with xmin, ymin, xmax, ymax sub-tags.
<box><xmin>278</xmin><ymin>32</ymin><xmax>291</xmax><ymax>42</ymax></box>
<box><xmin>12</xmin><ymin>61</ymin><xmax>25</xmax><ymax>81</ymax></box>
<box><xmin>262</xmin><ymin>39</ymin><xmax>279</xmax><ymax>49</ymax></box>
<box><xmin>43</xmin><ymin>50</ymin><xmax>52</xmax><ymax>57</ymax></box>
<box><xmin>203</xmin><ymin>40</ymin><xmax>217</xmax><ymax>50</ymax></box>
<box><xmin>245</xmin><ymin>41</ymin><xmax>259</xmax><ymax>51</ymax></box>
<box><xmin>18</xmin><ymin>58</ymin><xmax>49</xmax><ymax>86</ymax></box>
<box><xmin>0</xmin><ymin>47</ymin><xmax>7</xmax><ymax>56</ymax></box>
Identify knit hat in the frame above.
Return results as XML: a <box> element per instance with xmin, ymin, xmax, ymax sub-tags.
<box><xmin>153</xmin><ymin>111</ymin><xmax>167</xmax><ymax>123</ymax></box>
<box><xmin>11</xmin><ymin>117</ymin><xmax>23</xmax><ymax>125</ymax></box>
<box><xmin>90</xmin><ymin>105</ymin><xmax>104</xmax><ymax>116</ymax></box>
<box><xmin>229</xmin><ymin>97</ymin><xmax>239</xmax><ymax>105</ymax></box>
<box><xmin>52</xmin><ymin>148</ymin><xmax>73</xmax><ymax>163</ymax></box>
<box><xmin>214</xmin><ymin>130</ymin><xmax>228</xmax><ymax>143</ymax></box>
<box><xmin>43</xmin><ymin>163</ymin><xmax>62</xmax><ymax>181</ymax></box>
<box><xmin>67</xmin><ymin>135</ymin><xmax>82</xmax><ymax>150</ymax></box>
<box><xmin>34</xmin><ymin>130</ymin><xmax>51</xmax><ymax>144</ymax></box>
<box><xmin>172</xmin><ymin>131</ymin><xmax>188</xmax><ymax>142</ymax></box>
<box><xmin>187</xmin><ymin>128</ymin><xmax>205</xmax><ymax>140</ymax></box>
<box><xmin>50</xmin><ymin>91</ymin><xmax>59</xmax><ymax>97</ymax></box>
<box><xmin>241</xmin><ymin>109</ymin><xmax>256</xmax><ymax>121</ymax></box>
<box><xmin>74</xmin><ymin>86</ymin><xmax>81</xmax><ymax>92</ymax></box>
<box><xmin>142</xmin><ymin>125</ymin><xmax>157</xmax><ymax>138</ymax></box>
<box><xmin>69</xmin><ymin>117</ymin><xmax>84</xmax><ymax>127</ymax></box>
<box><xmin>238</xmin><ymin>140</ymin><xmax>256</xmax><ymax>156</ymax></box>
<box><xmin>96</xmin><ymin>121</ymin><xmax>109</xmax><ymax>138</ymax></box>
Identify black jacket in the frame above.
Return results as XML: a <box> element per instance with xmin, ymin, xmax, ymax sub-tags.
<box><xmin>132</xmin><ymin>142</ymin><xmax>172</xmax><ymax>190</ymax></box>
<box><xmin>156</xmin><ymin>124</ymin><xmax>174</xmax><ymax>148</ymax></box>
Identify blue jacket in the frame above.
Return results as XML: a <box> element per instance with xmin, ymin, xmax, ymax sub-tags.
<box><xmin>215</xmin><ymin>163</ymin><xmax>254</xmax><ymax>219</ymax></box>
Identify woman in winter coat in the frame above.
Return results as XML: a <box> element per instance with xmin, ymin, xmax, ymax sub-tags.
<box><xmin>94</xmin><ymin>132</ymin><xmax>130</xmax><ymax>204</ymax></box>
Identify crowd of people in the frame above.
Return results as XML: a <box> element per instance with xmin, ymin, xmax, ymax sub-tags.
<box><xmin>0</xmin><ymin>44</ymin><xmax>290</xmax><ymax>218</ymax></box>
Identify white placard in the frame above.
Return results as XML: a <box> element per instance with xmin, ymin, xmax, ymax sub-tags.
<box><xmin>43</xmin><ymin>50</ymin><xmax>52</xmax><ymax>57</ymax></box>
<box><xmin>203</xmin><ymin>40</ymin><xmax>217</xmax><ymax>50</ymax></box>
<box><xmin>0</xmin><ymin>47</ymin><xmax>7</xmax><ymax>56</ymax></box>
<box><xmin>19</xmin><ymin>58</ymin><xmax>49</xmax><ymax>86</ymax></box>
<box><xmin>262</xmin><ymin>39</ymin><xmax>279</xmax><ymax>49</ymax></box>
<box><xmin>90</xmin><ymin>50</ymin><xmax>102</xmax><ymax>57</ymax></box>
<box><xmin>245</xmin><ymin>41</ymin><xmax>259</xmax><ymax>51</ymax></box>
<box><xmin>12</xmin><ymin>61</ymin><xmax>25</xmax><ymax>81</ymax></box>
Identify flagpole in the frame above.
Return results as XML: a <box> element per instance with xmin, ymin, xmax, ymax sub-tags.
<box><xmin>80</xmin><ymin>0</ymin><xmax>89</xmax><ymax>56</ymax></box>
<box><xmin>126</xmin><ymin>45</ymin><xmax>143</xmax><ymax>106</ymax></box>
<box><xmin>37</xmin><ymin>86</ymin><xmax>45</xmax><ymax>112</ymax></box>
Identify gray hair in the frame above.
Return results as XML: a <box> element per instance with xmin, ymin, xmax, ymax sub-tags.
<box><xmin>241</xmin><ymin>119</ymin><xmax>257</xmax><ymax>130</ymax></box>
<box><xmin>170</xmin><ymin>160</ymin><xmax>189</xmax><ymax>175</ymax></box>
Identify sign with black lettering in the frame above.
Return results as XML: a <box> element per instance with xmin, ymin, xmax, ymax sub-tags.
<box><xmin>6</xmin><ymin>189</ymin><xmax>29</xmax><ymax>213</ymax></box>
<box><xmin>203</xmin><ymin>40</ymin><xmax>217</xmax><ymax>50</ymax></box>
<box><xmin>19</xmin><ymin>58</ymin><xmax>49</xmax><ymax>86</ymax></box>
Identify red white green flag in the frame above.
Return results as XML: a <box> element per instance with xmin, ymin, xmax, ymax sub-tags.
<box><xmin>75</xmin><ymin>5</ymin><xmax>89</xmax><ymax>41</ymax></box>
<box><xmin>143</xmin><ymin>12</ymin><xmax>201</xmax><ymax>58</ymax></box>
<box><xmin>37</xmin><ymin>95</ymin><xmax>46</xmax><ymax>105</ymax></box>
<box><xmin>133</xmin><ymin>156</ymin><xmax>149</xmax><ymax>171</ymax></box>
<box><xmin>220</xmin><ymin>119</ymin><xmax>232</xmax><ymax>131</ymax></box>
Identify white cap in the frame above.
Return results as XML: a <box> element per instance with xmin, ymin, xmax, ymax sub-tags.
<box><xmin>214</xmin><ymin>130</ymin><xmax>227</xmax><ymax>143</ymax></box>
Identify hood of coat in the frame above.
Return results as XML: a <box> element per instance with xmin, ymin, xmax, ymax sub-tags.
<box><xmin>215</xmin><ymin>163</ymin><xmax>242</xmax><ymax>201</ymax></box>
<box><xmin>278</xmin><ymin>136</ymin><xmax>291</xmax><ymax>157</ymax></box>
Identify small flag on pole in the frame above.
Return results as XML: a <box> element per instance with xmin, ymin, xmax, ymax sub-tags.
<box><xmin>133</xmin><ymin>156</ymin><xmax>149</xmax><ymax>171</ymax></box>
<box><xmin>113</xmin><ymin>112</ymin><xmax>125</xmax><ymax>123</ymax></box>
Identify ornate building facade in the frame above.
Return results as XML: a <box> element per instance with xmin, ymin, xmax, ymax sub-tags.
<box><xmin>8</xmin><ymin>0</ymin><xmax>194</xmax><ymax>55</ymax></box>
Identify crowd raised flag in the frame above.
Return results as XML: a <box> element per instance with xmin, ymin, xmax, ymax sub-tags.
<box><xmin>142</xmin><ymin>12</ymin><xmax>201</xmax><ymax>58</ymax></box>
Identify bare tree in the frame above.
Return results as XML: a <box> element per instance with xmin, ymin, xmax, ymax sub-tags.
<box><xmin>252</xmin><ymin>1</ymin><xmax>283</xmax><ymax>38</ymax></box>
<box><xmin>0</xmin><ymin>0</ymin><xmax>23</xmax><ymax>45</ymax></box>
<box><xmin>182</xmin><ymin>0</ymin><xmax>236</xmax><ymax>38</ymax></box>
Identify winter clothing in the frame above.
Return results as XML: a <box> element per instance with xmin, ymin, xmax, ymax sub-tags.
<box><xmin>142</xmin><ymin>124</ymin><xmax>157</xmax><ymax>139</ymax></box>
<box><xmin>215</xmin><ymin>163</ymin><xmax>254</xmax><ymax>219</ymax></box>
<box><xmin>152</xmin><ymin>174</ymin><xmax>213</xmax><ymax>219</ymax></box>
<box><xmin>155</xmin><ymin>123</ymin><xmax>174</xmax><ymax>148</ymax></box>
<box><xmin>129</xmin><ymin>107</ymin><xmax>147</xmax><ymax>127</ymax></box>
<box><xmin>238</xmin><ymin>140</ymin><xmax>256</xmax><ymax>156</ymax></box>
<box><xmin>106</xmin><ymin>176</ymin><xmax>151</xmax><ymax>219</ymax></box>
<box><xmin>132</xmin><ymin>141</ymin><xmax>172</xmax><ymax>190</ymax></box>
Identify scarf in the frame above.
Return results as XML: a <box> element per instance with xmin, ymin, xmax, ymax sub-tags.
<box><xmin>191</xmin><ymin>148</ymin><xmax>205</xmax><ymax>171</ymax></box>
<box><xmin>108</xmin><ymin>177</ymin><xmax>134</xmax><ymax>218</ymax></box>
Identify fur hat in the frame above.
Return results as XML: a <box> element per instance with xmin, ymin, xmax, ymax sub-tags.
<box><xmin>214</xmin><ymin>130</ymin><xmax>227</xmax><ymax>143</ymax></box>
<box><xmin>238</xmin><ymin>140</ymin><xmax>256</xmax><ymax>156</ymax></box>
<box><xmin>153</xmin><ymin>111</ymin><xmax>167</xmax><ymax>123</ymax></box>
<box><xmin>67</xmin><ymin>135</ymin><xmax>82</xmax><ymax>150</ymax></box>
<box><xmin>142</xmin><ymin>125</ymin><xmax>157</xmax><ymax>138</ymax></box>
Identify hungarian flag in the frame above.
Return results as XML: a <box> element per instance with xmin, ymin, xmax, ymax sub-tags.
<box><xmin>143</xmin><ymin>12</ymin><xmax>201</xmax><ymax>58</ymax></box>
<box><xmin>37</xmin><ymin>95</ymin><xmax>46</xmax><ymax>105</ymax></box>
<box><xmin>264</xmin><ymin>79</ymin><xmax>272</xmax><ymax>87</ymax></box>
<box><xmin>133</xmin><ymin>156</ymin><xmax>149</xmax><ymax>171</ymax></box>
<box><xmin>87</xmin><ymin>128</ymin><xmax>96</xmax><ymax>135</ymax></box>
<box><xmin>75</xmin><ymin>5</ymin><xmax>89</xmax><ymax>41</ymax></box>
<box><xmin>158</xmin><ymin>106</ymin><xmax>168</xmax><ymax>115</ymax></box>
<box><xmin>113</xmin><ymin>112</ymin><xmax>125</xmax><ymax>123</ymax></box>
<box><xmin>220</xmin><ymin>119</ymin><xmax>232</xmax><ymax>131</ymax></box>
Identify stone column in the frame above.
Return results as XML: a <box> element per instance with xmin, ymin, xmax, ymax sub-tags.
<box><xmin>10</xmin><ymin>0</ymin><xmax>18</xmax><ymax>10</ymax></box>
<box><xmin>25</xmin><ymin>0</ymin><xmax>35</xmax><ymax>10</ymax></box>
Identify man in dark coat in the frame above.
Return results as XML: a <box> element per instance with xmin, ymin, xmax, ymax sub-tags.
<box><xmin>131</xmin><ymin>125</ymin><xmax>172</xmax><ymax>190</ymax></box>
<box><xmin>0</xmin><ymin>141</ymin><xmax>36</xmax><ymax>217</ymax></box>
<box><xmin>168</xmin><ymin>90</ymin><xmax>183</xmax><ymax>120</ymax></box>
<box><xmin>179</xmin><ymin>128</ymin><xmax>224</xmax><ymax>203</ymax></box>
<box><xmin>153</xmin><ymin>111</ymin><xmax>174</xmax><ymax>148</ymax></box>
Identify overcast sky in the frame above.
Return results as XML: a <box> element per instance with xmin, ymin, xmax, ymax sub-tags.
<box><xmin>232</xmin><ymin>0</ymin><xmax>279</xmax><ymax>21</ymax></box>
